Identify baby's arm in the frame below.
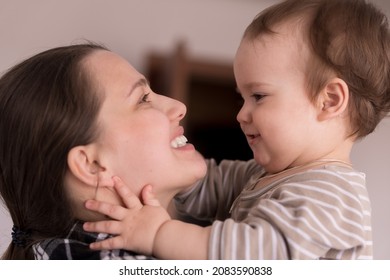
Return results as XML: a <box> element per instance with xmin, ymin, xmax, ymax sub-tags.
<box><xmin>83</xmin><ymin>177</ymin><xmax>210</xmax><ymax>259</ymax></box>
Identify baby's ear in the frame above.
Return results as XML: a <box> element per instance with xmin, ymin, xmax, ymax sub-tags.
<box><xmin>317</xmin><ymin>77</ymin><xmax>349</xmax><ymax>121</ymax></box>
<box><xmin>67</xmin><ymin>146</ymin><xmax>113</xmax><ymax>188</ymax></box>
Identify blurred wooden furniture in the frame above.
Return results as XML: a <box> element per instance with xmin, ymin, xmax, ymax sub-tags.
<box><xmin>146</xmin><ymin>41</ymin><xmax>252</xmax><ymax>162</ymax></box>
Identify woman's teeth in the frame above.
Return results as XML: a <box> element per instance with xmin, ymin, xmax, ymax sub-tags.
<box><xmin>171</xmin><ymin>135</ymin><xmax>188</xmax><ymax>148</ymax></box>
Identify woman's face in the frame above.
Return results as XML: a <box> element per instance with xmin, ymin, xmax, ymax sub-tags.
<box><xmin>85</xmin><ymin>50</ymin><xmax>207</xmax><ymax>201</ymax></box>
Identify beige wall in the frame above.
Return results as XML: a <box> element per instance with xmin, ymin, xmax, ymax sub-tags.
<box><xmin>0</xmin><ymin>0</ymin><xmax>389</xmax><ymax>259</ymax></box>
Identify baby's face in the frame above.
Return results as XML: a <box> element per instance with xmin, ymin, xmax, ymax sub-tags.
<box><xmin>233</xmin><ymin>30</ymin><xmax>325</xmax><ymax>174</ymax></box>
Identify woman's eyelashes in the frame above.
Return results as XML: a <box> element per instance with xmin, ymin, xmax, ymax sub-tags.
<box><xmin>139</xmin><ymin>92</ymin><xmax>151</xmax><ymax>104</ymax></box>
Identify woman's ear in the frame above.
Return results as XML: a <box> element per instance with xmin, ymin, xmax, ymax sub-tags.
<box><xmin>317</xmin><ymin>78</ymin><xmax>349</xmax><ymax>121</ymax></box>
<box><xmin>67</xmin><ymin>146</ymin><xmax>113</xmax><ymax>188</ymax></box>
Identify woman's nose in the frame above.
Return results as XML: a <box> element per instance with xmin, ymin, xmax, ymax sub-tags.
<box><xmin>160</xmin><ymin>94</ymin><xmax>186</xmax><ymax>121</ymax></box>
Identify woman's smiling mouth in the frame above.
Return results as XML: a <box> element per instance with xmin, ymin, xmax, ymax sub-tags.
<box><xmin>170</xmin><ymin>135</ymin><xmax>188</xmax><ymax>148</ymax></box>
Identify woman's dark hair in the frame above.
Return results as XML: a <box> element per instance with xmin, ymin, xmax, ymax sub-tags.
<box><xmin>0</xmin><ymin>42</ymin><xmax>108</xmax><ymax>259</ymax></box>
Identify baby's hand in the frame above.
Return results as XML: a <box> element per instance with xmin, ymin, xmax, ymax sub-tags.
<box><xmin>83</xmin><ymin>176</ymin><xmax>170</xmax><ymax>256</ymax></box>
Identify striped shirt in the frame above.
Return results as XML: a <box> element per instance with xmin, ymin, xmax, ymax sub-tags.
<box><xmin>174</xmin><ymin>159</ymin><xmax>372</xmax><ymax>259</ymax></box>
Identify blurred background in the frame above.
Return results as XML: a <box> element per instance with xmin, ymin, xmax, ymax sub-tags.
<box><xmin>0</xmin><ymin>0</ymin><xmax>389</xmax><ymax>259</ymax></box>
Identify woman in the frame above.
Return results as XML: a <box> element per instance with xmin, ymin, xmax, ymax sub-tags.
<box><xmin>0</xmin><ymin>43</ymin><xmax>207</xmax><ymax>259</ymax></box>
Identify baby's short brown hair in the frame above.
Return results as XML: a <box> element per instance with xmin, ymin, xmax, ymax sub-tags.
<box><xmin>244</xmin><ymin>0</ymin><xmax>390</xmax><ymax>138</ymax></box>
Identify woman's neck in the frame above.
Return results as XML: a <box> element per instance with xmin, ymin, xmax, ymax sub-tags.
<box><xmin>156</xmin><ymin>191</ymin><xmax>177</xmax><ymax>210</ymax></box>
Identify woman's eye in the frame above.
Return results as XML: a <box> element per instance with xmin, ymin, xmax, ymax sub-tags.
<box><xmin>140</xmin><ymin>93</ymin><xmax>151</xmax><ymax>104</ymax></box>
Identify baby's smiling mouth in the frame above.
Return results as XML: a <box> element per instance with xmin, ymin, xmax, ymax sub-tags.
<box><xmin>247</xmin><ymin>133</ymin><xmax>260</xmax><ymax>139</ymax></box>
<box><xmin>246</xmin><ymin>133</ymin><xmax>261</xmax><ymax>145</ymax></box>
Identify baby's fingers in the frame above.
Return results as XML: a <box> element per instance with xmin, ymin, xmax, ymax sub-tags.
<box><xmin>113</xmin><ymin>176</ymin><xmax>143</xmax><ymax>210</ymax></box>
<box><xmin>89</xmin><ymin>236</ymin><xmax>125</xmax><ymax>251</ymax></box>
<box><xmin>83</xmin><ymin>220</ymin><xmax>123</xmax><ymax>236</ymax></box>
<box><xmin>141</xmin><ymin>185</ymin><xmax>161</xmax><ymax>207</ymax></box>
<box><xmin>85</xmin><ymin>199</ymin><xmax>127</xmax><ymax>220</ymax></box>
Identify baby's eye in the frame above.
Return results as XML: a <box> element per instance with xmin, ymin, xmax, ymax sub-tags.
<box><xmin>139</xmin><ymin>93</ymin><xmax>151</xmax><ymax>104</ymax></box>
<box><xmin>252</xmin><ymin>93</ymin><xmax>265</xmax><ymax>102</ymax></box>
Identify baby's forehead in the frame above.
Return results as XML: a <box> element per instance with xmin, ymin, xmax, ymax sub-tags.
<box><xmin>269</xmin><ymin>15</ymin><xmax>309</xmax><ymax>39</ymax></box>
<box><xmin>247</xmin><ymin>22</ymin><xmax>310</xmax><ymax>58</ymax></box>
<box><xmin>264</xmin><ymin>18</ymin><xmax>311</xmax><ymax>53</ymax></box>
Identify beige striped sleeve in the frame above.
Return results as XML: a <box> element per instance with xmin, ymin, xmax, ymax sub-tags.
<box><xmin>208</xmin><ymin>165</ymin><xmax>372</xmax><ymax>259</ymax></box>
<box><xmin>174</xmin><ymin>159</ymin><xmax>263</xmax><ymax>223</ymax></box>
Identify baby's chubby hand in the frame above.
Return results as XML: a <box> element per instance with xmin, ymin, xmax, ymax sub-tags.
<box><xmin>83</xmin><ymin>176</ymin><xmax>170</xmax><ymax>256</ymax></box>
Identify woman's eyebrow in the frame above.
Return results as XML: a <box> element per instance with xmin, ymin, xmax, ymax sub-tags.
<box><xmin>128</xmin><ymin>78</ymin><xmax>150</xmax><ymax>96</ymax></box>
